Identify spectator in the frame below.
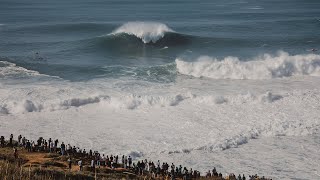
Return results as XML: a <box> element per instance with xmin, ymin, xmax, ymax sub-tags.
<box><xmin>78</xmin><ymin>159</ymin><xmax>83</xmax><ymax>171</ymax></box>
<box><xmin>13</xmin><ymin>147</ymin><xmax>18</xmax><ymax>159</ymax></box>
<box><xmin>18</xmin><ymin>135</ymin><xmax>22</xmax><ymax>145</ymax></box>
<box><xmin>61</xmin><ymin>142</ymin><xmax>66</xmax><ymax>156</ymax></box>
<box><xmin>68</xmin><ymin>157</ymin><xmax>72</xmax><ymax>171</ymax></box>
<box><xmin>128</xmin><ymin>156</ymin><xmax>132</xmax><ymax>168</ymax></box>
<box><xmin>9</xmin><ymin>134</ymin><xmax>13</xmax><ymax>146</ymax></box>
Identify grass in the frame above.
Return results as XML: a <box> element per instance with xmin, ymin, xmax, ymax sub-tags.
<box><xmin>0</xmin><ymin>147</ymin><xmax>140</xmax><ymax>180</ymax></box>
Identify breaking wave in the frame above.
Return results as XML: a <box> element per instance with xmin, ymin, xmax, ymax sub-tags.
<box><xmin>1</xmin><ymin>91</ymin><xmax>284</xmax><ymax>114</ymax></box>
<box><xmin>176</xmin><ymin>51</ymin><xmax>320</xmax><ymax>80</ymax></box>
<box><xmin>110</xmin><ymin>22</ymin><xmax>174</xmax><ymax>43</ymax></box>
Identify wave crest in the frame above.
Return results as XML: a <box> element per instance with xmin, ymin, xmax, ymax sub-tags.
<box><xmin>176</xmin><ymin>52</ymin><xmax>320</xmax><ymax>80</ymax></box>
<box><xmin>110</xmin><ymin>22</ymin><xmax>174</xmax><ymax>43</ymax></box>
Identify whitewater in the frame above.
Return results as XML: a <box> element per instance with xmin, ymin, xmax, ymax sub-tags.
<box><xmin>1</xmin><ymin>52</ymin><xmax>320</xmax><ymax>179</ymax></box>
<box><xmin>1</xmin><ymin>0</ymin><xmax>320</xmax><ymax>179</ymax></box>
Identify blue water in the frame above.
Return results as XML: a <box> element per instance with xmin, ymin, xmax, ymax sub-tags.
<box><xmin>0</xmin><ymin>0</ymin><xmax>319</xmax><ymax>81</ymax></box>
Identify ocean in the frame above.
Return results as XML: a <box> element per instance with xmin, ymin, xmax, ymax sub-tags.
<box><xmin>1</xmin><ymin>0</ymin><xmax>320</xmax><ymax>179</ymax></box>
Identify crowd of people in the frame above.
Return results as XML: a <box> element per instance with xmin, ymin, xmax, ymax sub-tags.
<box><xmin>0</xmin><ymin>134</ymin><xmax>271</xmax><ymax>180</ymax></box>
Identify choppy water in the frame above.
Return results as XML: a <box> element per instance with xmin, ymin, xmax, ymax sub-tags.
<box><xmin>1</xmin><ymin>0</ymin><xmax>320</xmax><ymax>179</ymax></box>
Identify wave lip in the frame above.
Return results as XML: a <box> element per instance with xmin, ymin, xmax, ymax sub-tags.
<box><xmin>109</xmin><ymin>22</ymin><xmax>174</xmax><ymax>43</ymax></box>
<box><xmin>176</xmin><ymin>51</ymin><xmax>320</xmax><ymax>80</ymax></box>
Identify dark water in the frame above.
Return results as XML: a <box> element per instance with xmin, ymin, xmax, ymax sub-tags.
<box><xmin>0</xmin><ymin>0</ymin><xmax>319</xmax><ymax>81</ymax></box>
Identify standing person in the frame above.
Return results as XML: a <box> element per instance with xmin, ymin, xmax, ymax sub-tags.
<box><xmin>60</xmin><ymin>142</ymin><xmax>66</xmax><ymax>156</ymax></box>
<box><xmin>122</xmin><ymin>155</ymin><xmax>125</xmax><ymax>167</ymax></box>
<box><xmin>50</xmin><ymin>141</ymin><xmax>54</xmax><ymax>153</ymax></box>
<box><xmin>22</xmin><ymin>137</ymin><xmax>26</xmax><ymax>147</ymax></box>
<box><xmin>124</xmin><ymin>156</ymin><xmax>128</xmax><ymax>169</ymax></box>
<box><xmin>78</xmin><ymin>159</ymin><xmax>83</xmax><ymax>171</ymax></box>
<box><xmin>44</xmin><ymin>140</ymin><xmax>48</xmax><ymax>151</ymax></box>
<box><xmin>26</xmin><ymin>140</ymin><xmax>31</xmax><ymax>152</ymax></box>
<box><xmin>54</xmin><ymin>139</ymin><xmax>59</xmax><ymax>152</ymax></box>
<box><xmin>9</xmin><ymin>134</ymin><xmax>13</xmax><ymax>146</ymax></box>
<box><xmin>67</xmin><ymin>158</ymin><xmax>72</xmax><ymax>171</ymax></box>
<box><xmin>0</xmin><ymin>136</ymin><xmax>4</xmax><ymax>147</ymax></box>
<box><xmin>18</xmin><ymin>135</ymin><xmax>22</xmax><ymax>145</ymax></box>
<box><xmin>13</xmin><ymin>147</ymin><xmax>18</xmax><ymax>159</ymax></box>
<box><xmin>91</xmin><ymin>159</ymin><xmax>95</xmax><ymax>172</ymax></box>
<box><xmin>67</xmin><ymin>144</ymin><xmax>72</xmax><ymax>155</ymax></box>
<box><xmin>128</xmin><ymin>156</ymin><xmax>132</xmax><ymax>168</ymax></box>
<box><xmin>48</xmin><ymin>138</ymin><xmax>52</xmax><ymax>149</ymax></box>
<box><xmin>115</xmin><ymin>155</ymin><xmax>119</xmax><ymax>164</ymax></box>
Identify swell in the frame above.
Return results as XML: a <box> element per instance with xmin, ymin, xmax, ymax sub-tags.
<box><xmin>9</xmin><ymin>22</ymin><xmax>114</xmax><ymax>35</ymax></box>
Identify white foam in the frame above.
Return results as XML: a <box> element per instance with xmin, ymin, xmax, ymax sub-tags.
<box><xmin>176</xmin><ymin>51</ymin><xmax>320</xmax><ymax>80</ymax></box>
<box><xmin>1</xmin><ymin>75</ymin><xmax>320</xmax><ymax>179</ymax></box>
<box><xmin>0</xmin><ymin>61</ymin><xmax>41</xmax><ymax>78</ymax></box>
<box><xmin>60</xmin><ymin>96</ymin><xmax>102</xmax><ymax>108</ymax></box>
<box><xmin>0</xmin><ymin>105</ymin><xmax>9</xmax><ymax>114</ymax></box>
<box><xmin>110</xmin><ymin>22</ymin><xmax>174</xmax><ymax>43</ymax></box>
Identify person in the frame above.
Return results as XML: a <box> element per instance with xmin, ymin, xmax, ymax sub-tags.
<box><xmin>91</xmin><ymin>159</ymin><xmax>95</xmax><ymax>172</ymax></box>
<box><xmin>124</xmin><ymin>156</ymin><xmax>128</xmax><ymax>169</ymax></box>
<box><xmin>115</xmin><ymin>155</ymin><xmax>118</xmax><ymax>164</ymax></box>
<box><xmin>13</xmin><ymin>147</ymin><xmax>18</xmax><ymax>159</ymax></box>
<box><xmin>22</xmin><ymin>137</ymin><xmax>26</xmax><ymax>147</ymax></box>
<box><xmin>212</xmin><ymin>167</ymin><xmax>217</xmax><ymax>174</ymax></box>
<box><xmin>44</xmin><ymin>140</ymin><xmax>48</xmax><ymax>151</ymax></box>
<box><xmin>31</xmin><ymin>141</ymin><xmax>36</xmax><ymax>152</ymax></box>
<box><xmin>206</xmin><ymin>170</ymin><xmax>211</xmax><ymax>178</ymax></box>
<box><xmin>122</xmin><ymin>155</ymin><xmax>125</xmax><ymax>167</ymax></box>
<box><xmin>128</xmin><ymin>156</ymin><xmax>132</xmax><ymax>168</ymax></box>
<box><xmin>72</xmin><ymin>146</ymin><xmax>76</xmax><ymax>156</ymax></box>
<box><xmin>78</xmin><ymin>159</ymin><xmax>83</xmax><ymax>171</ymax></box>
<box><xmin>67</xmin><ymin>158</ymin><xmax>72</xmax><ymax>171</ymax></box>
<box><xmin>26</xmin><ymin>140</ymin><xmax>31</xmax><ymax>152</ymax></box>
<box><xmin>54</xmin><ymin>139</ymin><xmax>59</xmax><ymax>152</ymax></box>
<box><xmin>0</xmin><ymin>136</ymin><xmax>4</xmax><ymax>147</ymax></box>
<box><xmin>61</xmin><ymin>142</ymin><xmax>66</xmax><ymax>156</ymax></box>
<box><xmin>67</xmin><ymin>144</ymin><xmax>72</xmax><ymax>155</ymax></box>
<box><xmin>9</xmin><ymin>134</ymin><xmax>13</xmax><ymax>146</ymax></box>
<box><xmin>50</xmin><ymin>141</ymin><xmax>54</xmax><ymax>153</ymax></box>
<box><xmin>18</xmin><ymin>135</ymin><xmax>22</xmax><ymax>145</ymax></box>
<box><xmin>48</xmin><ymin>138</ymin><xmax>52</xmax><ymax>148</ymax></box>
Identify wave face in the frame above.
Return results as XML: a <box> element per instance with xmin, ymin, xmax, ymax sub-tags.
<box><xmin>176</xmin><ymin>52</ymin><xmax>320</xmax><ymax>80</ymax></box>
<box><xmin>110</xmin><ymin>22</ymin><xmax>174</xmax><ymax>43</ymax></box>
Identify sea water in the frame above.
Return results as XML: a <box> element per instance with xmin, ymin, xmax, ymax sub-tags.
<box><xmin>1</xmin><ymin>0</ymin><xmax>320</xmax><ymax>179</ymax></box>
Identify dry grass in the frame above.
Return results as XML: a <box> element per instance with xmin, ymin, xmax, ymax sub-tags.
<box><xmin>0</xmin><ymin>147</ymin><xmax>140</xmax><ymax>180</ymax></box>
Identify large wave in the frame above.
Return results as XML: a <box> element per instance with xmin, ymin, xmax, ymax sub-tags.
<box><xmin>176</xmin><ymin>51</ymin><xmax>320</xmax><ymax>80</ymax></box>
<box><xmin>109</xmin><ymin>22</ymin><xmax>174</xmax><ymax>43</ymax></box>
